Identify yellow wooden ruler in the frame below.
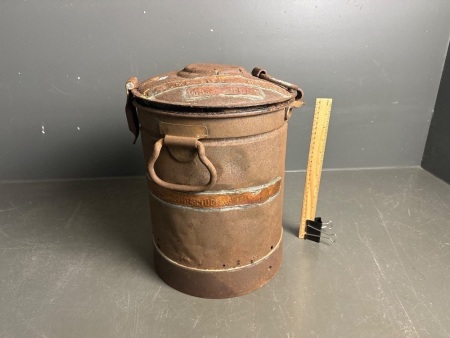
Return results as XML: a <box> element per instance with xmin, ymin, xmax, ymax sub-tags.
<box><xmin>299</xmin><ymin>98</ymin><xmax>332</xmax><ymax>239</ymax></box>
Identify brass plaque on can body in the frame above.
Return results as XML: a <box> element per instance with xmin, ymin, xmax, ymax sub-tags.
<box><xmin>149</xmin><ymin>177</ymin><xmax>281</xmax><ymax>209</ymax></box>
<box><xmin>159</xmin><ymin>122</ymin><xmax>208</xmax><ymax>138</ymax></box>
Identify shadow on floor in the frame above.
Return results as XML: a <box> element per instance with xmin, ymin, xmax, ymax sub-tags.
<box><xmin>72</xmin><ymin>178</ymin><xmax>155</xmax><ymax>269</ymax></box>
<box><xmin>0</xmin><ymin>177</ymin><xmax>157</xmax><ymax>276</ymax></box>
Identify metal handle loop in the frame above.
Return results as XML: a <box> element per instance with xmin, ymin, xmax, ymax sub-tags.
<box><xmin>252</xmin><ymin>67</ymin><xmax>304</xmax><ymax>101</ymax></box>
<box><xmin>148</xmin><ymin>138</ymin><xmax>217</xmax><ymax>192</ymax></box>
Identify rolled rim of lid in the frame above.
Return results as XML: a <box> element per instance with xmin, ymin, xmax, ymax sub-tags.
<box><xmin>131</xmin><ymin>63</ymin><xmax>296</xmax><ymax>110</ymax></box>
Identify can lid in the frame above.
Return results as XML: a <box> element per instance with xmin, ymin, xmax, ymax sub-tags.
<box><xmin>130</xmin><ymin>63</ymin><xmax>297</xmax><ymax>109</ymax></box>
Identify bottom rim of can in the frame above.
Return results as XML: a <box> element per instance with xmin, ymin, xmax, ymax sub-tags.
<box><xmin>154</xmin><ymin>234</ymin><xmax>283</xmax><ymax>299</ymax></box>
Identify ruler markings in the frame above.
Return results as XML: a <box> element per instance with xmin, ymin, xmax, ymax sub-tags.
<box><xmin>299</xmin><ymin>98</ymin><xmax>332</xmax><ymax>238</ymax></box>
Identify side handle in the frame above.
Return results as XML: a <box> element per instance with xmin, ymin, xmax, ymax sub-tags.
<box><xmin>148</xmin><ymin>136</ymin><xmax>217</xmax><ymax>192</ymax></box>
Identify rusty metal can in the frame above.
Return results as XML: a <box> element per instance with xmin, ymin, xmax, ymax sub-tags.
<box><xmin>125</xmin><ymin>64</ymin><xmax>303</xmax><ymax>298</ymax></box>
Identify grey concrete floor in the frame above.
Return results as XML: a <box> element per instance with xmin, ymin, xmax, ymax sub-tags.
<box><xmin>1</xmin><ymin>168</ymin><xmax>450</xmax><ymax>337</ymax></box>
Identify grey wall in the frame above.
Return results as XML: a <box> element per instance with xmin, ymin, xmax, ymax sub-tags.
<box><xmin>422</xmin><ymin>41</ymin><xmax>450</xmax><ymax>183</ymax></box>
<box><xmin>1</xmin><ymin>1</ymin><xmax>449</xmax><ymax>181</ymax></box>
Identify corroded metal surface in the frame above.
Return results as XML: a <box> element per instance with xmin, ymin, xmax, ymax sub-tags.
<box><xmin>129</xmin><ymin>63</ymin><xmax>295</xmax><ymax>109</ymax></box>
<box><xmin>125</xmin><ymin>63</ymin><xmax>303</xmax><ymax>298</ymax></box>
<box><xmin>154</xmin><ymin>235</ymin><xmax>283</xmax><ymax>299</ymax></box>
